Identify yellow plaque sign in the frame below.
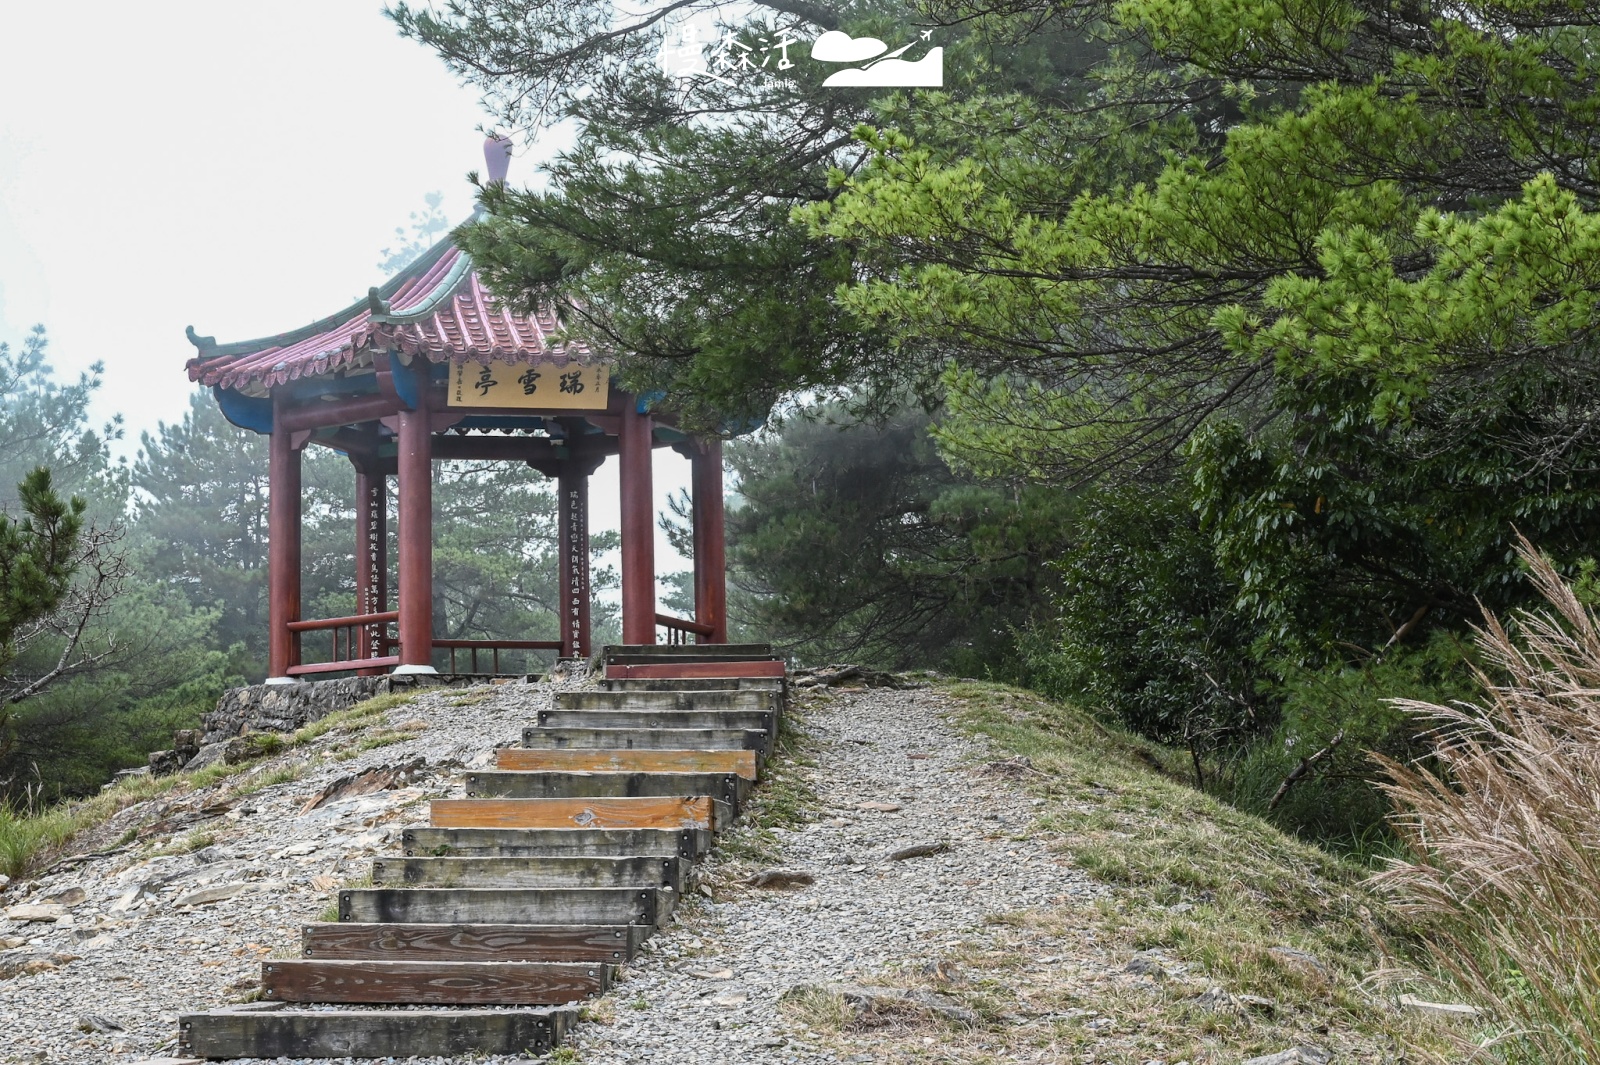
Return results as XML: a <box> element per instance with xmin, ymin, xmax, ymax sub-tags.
<box><xmin>448</xmin><ymin>360</ymin><xmax>610</xmax><ymax>410</ymax></box>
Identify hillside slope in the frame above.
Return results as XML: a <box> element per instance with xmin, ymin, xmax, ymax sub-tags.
<box><xmin>0</xmin><ymin>674</ymin><xmax>1456</xmax><ymax>1063</ymax></box>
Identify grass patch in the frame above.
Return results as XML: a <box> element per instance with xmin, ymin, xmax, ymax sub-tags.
<box><xmin>182</xmin><ymin>829</ymin><xmax>216</xmax><ymax>852</ymax></box>
<box><xmin>714</xmin><ymin>702</ymin><xmax>819</xmax><ymax>869</ymax></box>
<box><xmin>330</xmin><ymin>730</ymin><xmax>412</xmax><ymax>761</ymax></box>
<box><xmin>577</xmin><ymin>999</ymin><xmax>616</xmax><ymax>1026</ymax></box>
<box><xmin>289</xmin><ymin>690</ymin><xmax>420</xmax><ymax>747</ymax></box>
<box><xmin>0</xmin><ymin>765</ymin><xmax>210</xmax><ymax>879</ymax></box>
<box><xmin>231</xmin><ymin>761</ymin><xmax>308</xmax><ymax>797</ymax></box>
<box><xmin>813</xmin><ymin>678</ymin><xmax>1460</xmax><ymax>1063</ymax></box>
<box><xmin>0</xmin><ymin>689</ymin><xmax>418</xmax><ymax>881</ymax></box>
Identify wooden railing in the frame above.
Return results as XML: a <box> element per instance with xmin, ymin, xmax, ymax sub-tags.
<box><xmin>433</xmin><ymin>639</ymin><xmax>562</xmax><ymax>675</ymax></box>
<box><xmin>285</xmin><ymin>611</ymin><xmax>400</xmax><ymax>677</ymax></box>
<box><xmin>655</xmin><ymin>613</ymin><xmax>714</xmax><ymax>646</ymax></box>
<box><xmin>282</xmin><ymin>613</ymin><xmax>562</xmax><ymax>676</ymax></box>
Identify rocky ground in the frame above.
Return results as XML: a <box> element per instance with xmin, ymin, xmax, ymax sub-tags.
<box><xmin>0</xmin><ymin>672</ymin><xmax>1399</xmax><ymax>1065</ymax></box>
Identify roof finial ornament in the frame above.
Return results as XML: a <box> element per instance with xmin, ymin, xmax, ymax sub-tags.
<box><xmin>367</xmin><ymin>287</ymin><xmax>393</xmax><ymax>324</ymax></box>
<box><xmin>484</xmin><ymin>134</ymin><xmax>514</xmax><ymax>185</ymax></box>
<box><xmin>186</xmin><ymin>324</ymin><xmax>218</xmax><ymax>359</ymax></box>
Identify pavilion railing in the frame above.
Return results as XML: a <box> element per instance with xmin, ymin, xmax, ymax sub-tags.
<box><xmin>655</xmin><ymin>613</ymin><xmax>715</xmax><ymax>646</ymax></box>
<box><xmin>433</xmin><ymin>639</ymin><xmax>562</xmax><ymax>675</ymax></box>
<box><xmin>285</xmin><ymin>610</ymin><xmax>401</xmax><ymax>677</ymax></box>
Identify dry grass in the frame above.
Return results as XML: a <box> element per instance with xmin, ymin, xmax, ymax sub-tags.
<box><xmin>1374</xmin><ymin>537</ymin><xmax>1600</xmax><ymax>1061</ymax></box>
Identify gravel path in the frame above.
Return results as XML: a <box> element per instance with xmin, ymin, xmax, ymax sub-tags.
<box><xmin>565</xmin><ymin>683</ymin><xmax>1107</xmax><ymax>1064</ymax></box>
<box><xmin>0</xmin><ymin>678</ymin><xmax>1104</xmax><ymax>1065</ymax></box>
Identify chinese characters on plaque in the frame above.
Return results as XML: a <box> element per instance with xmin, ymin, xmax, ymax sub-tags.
<box><xmin>449</xmin><ymin>360</ymin><xmax>610</xmax><ymax>410</ymax></box>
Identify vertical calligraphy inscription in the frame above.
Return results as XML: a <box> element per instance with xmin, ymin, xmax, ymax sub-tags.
<box><xmin>365</xmin><ymin>478</ymin><xmax>387</xmax><ymax>658</ymax></box>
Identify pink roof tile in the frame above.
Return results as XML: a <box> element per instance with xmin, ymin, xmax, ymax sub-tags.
<box><xmin>186</xmin><ymin>241</ymin><xmax>595</xmax><ymax>395</ymax></box>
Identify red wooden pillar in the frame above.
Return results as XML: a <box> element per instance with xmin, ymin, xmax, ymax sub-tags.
<box><xmin>692</xmin><ymin>438</ymin><xmax>728</xmax><ymax>644</ymax></box>
<box><xmin>558</xmin><ymin>461</ymin><xmax>594</xmax><ymax>659</ymax></box>
<box><xmin>354</xmin><ymin>462</ymin><xmax>388</xmax><ymax>675</ymax></box>
<box><xmin>618</xmin><ymin>397</ymin><xmax>656</xmax><ymax>645</ymax></box>
<box><xmin>396</xmin><ymin>404</ymin><xmax>436</xmax><ymax>672</ymax></box>
<box><xmin>267</xmin><ymin>397</ymin><xmax>303</xmax><ymax>682</ymax></box>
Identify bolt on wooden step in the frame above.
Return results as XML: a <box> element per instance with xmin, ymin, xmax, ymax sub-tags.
<box><xmin>370</xmin><ymin>854</ymin><xmax>686</xmax><ymax>891</ymax></box>
<box><xmin>493</xmin><ymin>746</ymin><xmax>759</xmax><ymax>779</ymax></box>
<box><xmin>302</xmin><ymin>922</ymin><xmax>647</xmax><ymax>962</ymax></box>
<box><xmin>519</xmin><ymin>726</ymin><xmax>771</xmax><ymax>754</ymax></box>
<box><xmin>339</xmin><ymin>885</ymin><xmax>669</xmax><ymax>926</ymax></box>
<box><xmin>465</xmin><ymin>770</ymin><xmax>751</xmax><ymax>811</ymax></box>
<box><xmin>534</xmin><ymin>707</ymin><xmax>776</xmax><ymax>733</ymax></box>
<box><xmin>261</xmin><ymin>959</ymin><xmax>610</xmax><ymax>1005</ymax></box>
<box><xmin>180</xmin><ymin>1006</ymin><xmax>575</xmax><ymax>1059</ymax></box>
<box><xmin>431</xmin><ymin>795</ymin><xmax>723</xmax><ymax>831</ymax></box>
<box><xmin>402</xmin><ymin>825</ymin><xmax>712</xmax><ymax>859</ymax></box>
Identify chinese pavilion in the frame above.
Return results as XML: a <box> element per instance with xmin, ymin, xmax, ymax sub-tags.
<box><xmin>185</xmin><ymin>140</ymin><xmax>729</xmax><ymax>683</ymax></box>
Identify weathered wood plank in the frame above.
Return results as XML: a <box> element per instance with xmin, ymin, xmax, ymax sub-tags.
<box><xmin>494</xmin><ymin>746</ymin><xmax>759</xmax><ymax>780</ymax></box>
<box><xmin>179</xmin><ymin>1007</ymin><xmax>574</xmax><ymax>1058</ymax></box>
<box><xmin>402</xmin><ymin>826</ymin><xmax>711</xmax><ymax>859</ymax></box>
<box><xmin>554</xmin><ymin>689</ymin><xmax>779</xmax><ymax>713</ymax></box>
<box><xmin>518</xmin><ymin>727</ymin><xmax>769</xmax><ymax>754</ymax></box>
<box><xmin>338</xmin><ymin>886</ymin><xmax>665</xmax><ymax>926</ymax></box>
<box><xmin>535</xmin><ymin>708</ymin><xmax>776</xmax><ymax>733</ymax></box>
<box><xmin>603</xmin><ymin>677</ymin><xmax>783</xmax><ymax>692</ymax></box>
<box><xmin>464</xmin><ymin>770</ymin><xmax>750</xmax><ymax>811</ymax></box>
<box><xmin>604</xmin><ymin>654</ymin><xmax>780</xmax><ymax>667</ymax></box>
<box><xmin>301</xmin><ymin>922</ymin><xmax>645</xmax><ymax>962</ymax></box>
<box><xmin>604</xmin><ymin>660</ymin><xmax>787</xmax><ymax>680</ymax></box>
<box><xmin>261</xmin><ymin>959</ymin><xmax>608</xmax><ymax>1005</ymax></box>
<box><xmin>370</xmin><ymin>855</ymin><xmax>685</xmax><ymax>891</ymax></box>
<box><xmin>430</xmin><ymin>795</ymin><xmax>715</xmax><ymax>831</ymax></box>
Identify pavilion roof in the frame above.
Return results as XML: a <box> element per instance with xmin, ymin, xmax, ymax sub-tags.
<box><xmin>185</xmin><ymin>227</ymin><xmax>594</xmax><ymax>397</ymax></box>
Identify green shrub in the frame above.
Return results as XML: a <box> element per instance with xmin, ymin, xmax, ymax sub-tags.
<box><xmin>1215</xmin><ymin>632</ymin><xmax>1477</xmax><ymax>851</ymax></box>
<box><xmin>1026</xmin><ymin>485</ymin><xmax>1266</xmax><ymax>748</ymax></box>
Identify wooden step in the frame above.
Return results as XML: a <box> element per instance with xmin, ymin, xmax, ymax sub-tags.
<box><xmin>431</xmin><ymin>795</ymin><xmax>721</xmax><ymax>831</ymax></box>
<box><xmin>494</xmin><ymin>746</ymin><xmax>759</xmax><ymax>780</ymax></box>
<box><xmin>603</xmin><ymin>642</ymin><xmax>773</xmax><ymax>659</ymax></box>
<box><xmin>180</xmin><ymin>1005</ymin><xmax>575</xmax><ymax>1058</ymax></box>
<box><xmin>402</xmin><ymin>825</ymin><xmax>712</xmax><ymax>859</ymax></box>
<box><xmin>535</xmin><ymin>707</ymin><xmax>776</xmax><ymax>733</ymax></box>
<box><xmin>370</xmin><ymin>855</ymin><xmax>686</xmax><ymax>891</ymax></box>
<box><xmin>302</xmin><ymin>922</ymin><xmax>646</xmax><ymax>962</ymax></box>
<box><xmin>603</xmin><ymin>676</ymin><xmax>784</xmax><ymax>692</ymax></box>
<box><xmin>261</xmin><ymin>959</ymin><xmax>609</xmax><ymax>1005</ymax></box>
<box><xmin>555</xmin><ymin>689</ymin><xmax>780</xmax><ymax>713</ymax></box>
<box><xmin>339</xmin><ymin>885</ymin><xmax>667</xmax><ymax>926</ymax></box>
<box><xmin>605</xmin><ymin>660</ymin><xmax>787</xmax><ymax>680</ymax></box>
<box><xmin>605</xmin><ymin>653</ymin><xmax>779</xmax><ymax>667</ymax></box>
<box><xmin>519</xmin><ymin>726</ymin><xmax>770</xmax><ymax>753</ymax></box>
<box><xmin>465</xmin><ymin>769</ymin><xmax>750</xmax><ymax>810</ymax></box>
